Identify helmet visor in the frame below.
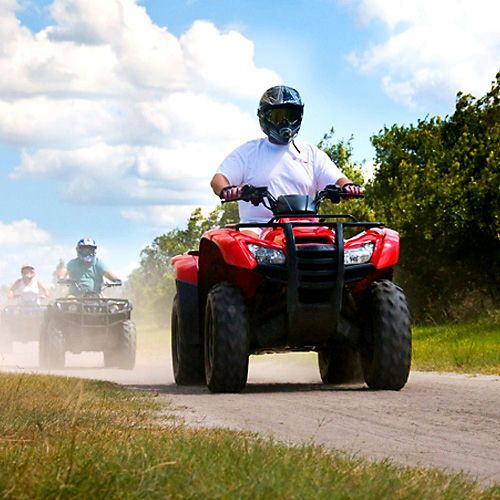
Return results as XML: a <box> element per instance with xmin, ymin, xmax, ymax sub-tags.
<box><xmin>266</xmin><ymin>106</ymin><xmax>302</xmax><ymax>126</ymax></box>
<box><xmin>77</xmin><ymin>246</ymin><xmax>96</xmax><ymax>258</ymax></box>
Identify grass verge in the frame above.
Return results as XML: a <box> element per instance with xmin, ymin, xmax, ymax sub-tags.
<box><xmin>0</xmin><ymin>372</ymin><xmax>498</xmax><ymax>499</ymax></box>
<box><xmin>412</xmin><ymin>316</ymin><xmax>500</xmax><ymax>375</ymax></box>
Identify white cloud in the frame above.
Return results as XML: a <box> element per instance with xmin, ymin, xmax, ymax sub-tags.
<box><xmin>0</xmin><ymin>0</ymin><xmax>279</xmax><ymax>210</ymax></box>
<box><xmin>0</xmin><ymin>219</ymin><xmax>52</xmax><ymax>245</ymax></box>
<box><xmin>0</xmin><ymin>218</ymin><xmax>71</xmax><ymax>285</ymax></box>
<box><xmin>121</xmin><ymin>204</ymin><xmax>208</xmax><ymax>230</ymax></box>
<box><xmin>346</xmin><ymin>0</ymin><xmax>500</xmax><ymax>106</ymax></box>
<box><xmin>180</xmin><ymin>20</ymin><xmax>279</xmax><ymax>98</ymax></box>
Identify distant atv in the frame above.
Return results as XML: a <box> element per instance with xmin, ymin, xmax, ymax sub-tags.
<box><xmin>39</xmin><ymin>280</ymin><xmax>136</xmax><ymax>369</ymax></box>
<box><xmin>0</xmin><ymin>301</ymin><xmax>46</xmax><ymax>352</ymax></box>
<box><xmin>171</xmin><ymin>185</ymin><xmax>412</xmax><ymax>393</ymax></box>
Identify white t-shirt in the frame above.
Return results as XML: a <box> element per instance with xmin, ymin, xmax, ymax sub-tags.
<box><xmin>15</xmin><ymin>279</ymin><xmax>40</xmax><ymax>305</ymax></box>
<box><xmin>216</xmin><ymin>138</ymin><xmax>344</xmax><ymax>223</ymax></box>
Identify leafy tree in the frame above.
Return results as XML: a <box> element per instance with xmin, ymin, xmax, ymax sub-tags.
<box><xmin>318</xmin><ymin>128</ymin><xmax>374</xmax><ymax>223</ymax></box>
<box><xmin>369</xmin><ymin>73</ymin><xmax>500</xmax><ymax>321</ymax></box>
<box><xmin>127</xmin><ymin>202</ymin><xmax>238</xmax><ymax>323</ymax></box>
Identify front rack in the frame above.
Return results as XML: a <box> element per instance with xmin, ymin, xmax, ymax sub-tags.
<box><xmin>224</xmin><ymin>217</ymin><xmax>385</xmax><ymax>343</ymax></box>
<box><xmin>226</xmin><ymin>213</ymin><xmax>384</xmax><ymax>231</ymax></box>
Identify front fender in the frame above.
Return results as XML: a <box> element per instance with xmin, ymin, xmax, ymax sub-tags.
<box><xmin>372</xmin><ymin>228</ymin><xmax>400</xmax><ymax>269</ymax></box>
<box><xmin>171</xmin><ymin>254</ymin><xmax>199</xmax><ymax>285</ymax></box>
<box><xmin>202</xmin><ymin>229</ymin><xmax>258</xmax><ymax>269</ymax></box>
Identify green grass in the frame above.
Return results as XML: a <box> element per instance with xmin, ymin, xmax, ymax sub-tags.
<box><xmin>412</xmin><ymin>316</ymin><xmax>500</xmax><ymax>375</ymax></box>
<box><xmin>0</xmin><ymin>373</ymin><xmax>498</xmax><ymax>499</ymax></box>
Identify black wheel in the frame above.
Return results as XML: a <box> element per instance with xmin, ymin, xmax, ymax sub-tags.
<box><xmin>0</xmin><ymin>331</ymin><xmax>13</xmax><ymax>353</ymax></box>
<box><xmin>0</xmin><ymin>312</ymin><xmax>13</xmax><ymax>353</ymax></box>
<box><xmin>204</xmin><ymin>283</ymin><xmax>249</xmax><ymax>393</ymax></box>
<box><xmin>103</xmin><ymin>349</ymin><xmax>116</xmax><ymax>368</ymax></box>
<box><xmin>318</xmin><ymin>345</ymin><xmax>363</xmax><ymax>384</ymax></box>
<box><xmin>39</xmin><ymin>319</ymin><xmax>65</xmax><ymax>369</ymax></box>
<box><xmin>361</xmin><ymin>280</ymin><xmax>412</xmax><ymax>390</ymax></box>
<box><xmin>172</xmin><ymin>295</ymin><xmax>204</xmax><ymax>385</ymax></box>
<box><xmin>115</xmin><ymin>320</ymin><xmax>136</xmax><ymax>370</ymax></box>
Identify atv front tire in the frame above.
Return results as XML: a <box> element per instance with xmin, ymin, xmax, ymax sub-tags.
<box><xmin>115</xmin><ymin>320</ymin><xmax>136</xmax><ymax>370</ymax></box>
<box><xmin>361</xmin><ymin>280</ymin><xmax>412</xmax><ymax>390</ymax></box>
<box><xmin>204</xmin><ymin>283</ymin><xmax>249</xmax><ymax>393</ymax></box>
<box><xmin>318</xmin><ymin>345</ymin><xmax>363</xmax><ymax>384</ymax></box>
<box><xmin>172</xmin><ymin>295</ymin><xmax>204</xmax><ymax>384</ymax></box>
<box><xmin>39</xmin><ymin>319</ymin><xmax>65</xmax><ymax>369</ymax></box>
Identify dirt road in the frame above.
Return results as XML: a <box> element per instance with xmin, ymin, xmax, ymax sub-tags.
<box><xmin>2</xmin><ymin>344</ymin><xmax>499</xmax><ymax>484</ymax></box>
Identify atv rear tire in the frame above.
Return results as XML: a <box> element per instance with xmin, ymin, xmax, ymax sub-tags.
<box><xmin>39</xmin><ymin>319</ymin><xmax>65</xmax><ymax>369</ymax></box>
<box><xmin>115</xmin><ymin>320</ymin><xmax>136</xmax><ymax>370</ymax></box>
<box><xmin>204</xmin><ymin>283</ymin><xmax>249</xmax><ymax>393</ymax></box>
<box><xmin>318</xmin><ymin>345</ymin><xmax>363</xmax><ymax>384</ymax></box>
<box><xmin>361</xmin><ymin>280</ymin><xmax>411</xmax><ymax>390</ymax></box>
<box><xmin>172</xmin><ymin>295</ymin><xmax>204</xmax><ymax>384</ymax></box>
<box><xmin>103</xmin><ymin>349</ymin><xmax>116</xmax><ymax>368</ymax></box>
<box><xmin>0</xmin><ymin>325</ymin><xmax>13</xmax><ymax>353</ymax></box>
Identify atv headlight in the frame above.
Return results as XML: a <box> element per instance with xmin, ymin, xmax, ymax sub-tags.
<box><xmin>247</xmin><ymin>243</ymin><xmax>286</xmax><ymax>265</ymax></box>
<box><xmin>344</xmin><ymin>243</ymin><xmax>374</xmax><ymax>265</ymax></box>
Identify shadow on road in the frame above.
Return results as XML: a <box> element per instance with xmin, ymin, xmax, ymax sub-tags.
<box><xmin>127</xmin><ymin>382</ymin><xmax>368</xmax><ymax>395</ymax></box>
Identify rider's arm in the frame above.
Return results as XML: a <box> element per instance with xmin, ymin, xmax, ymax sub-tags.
<box><xmin>38</xmin><ymin>281</ymin><xmax>50</xmax><ymax>298</ymax></box>
<box><xmin>335</xmin><ymin>177</ymin><xmax>352</xmax><ymax>188</ymax></box>
<box><xmin>212</xmin><ymin>143</ymin><xmax>245</xmax><ymax>197</ymax></box>
<box><xmin>104</xmin><ymin>271</ymin><xmax>120</xmax><ymax>282</ymax></box>
<box><xmin>58</xmin><ymin>268</ymin><xmax>69</xmax><ymax>279</ymax></box>
<box><xmin>314</xmin><ymin>148</ymin><xmax>364</xmax><ymax>195</ymax></box>
<box><xmin>8</xmin><ymin>279</ymin><xmax>21</xmax><ymax>299</ymax></box>
<box><xmin>210</xmin><ymin>173</ymin><xmax>231</xmax><ymax>197</ymax></box>
<box><xmin>211</xmin><ymin>174</ymin><xmax>242</xmax><ymax>201</ymax></box>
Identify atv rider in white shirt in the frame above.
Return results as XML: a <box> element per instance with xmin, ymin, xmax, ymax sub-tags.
<box><xmin>8</xmin><ymin>265</ymin><xmax>50</xmax><ymax>305</ymax></box>
<box><xmin>211</xmin><ymin>85</ymin><xmax>363</xmax><ymax>224</ymax></box>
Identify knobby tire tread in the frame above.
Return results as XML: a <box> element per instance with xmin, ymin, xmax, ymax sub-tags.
<box><xmin>205</xmin><ymin>282</ymin><xmax>249</xmax><ymax>393</ymax></box>
<box><xmin>362</xmin><ymin>280</ymin><xmax>412</xmax><ymax>390</ymax></box>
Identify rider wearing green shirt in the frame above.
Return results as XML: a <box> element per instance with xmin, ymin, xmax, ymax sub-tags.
<box><xmin>64</xmin><ymin>238</ymin><xmax>120</xmax><ymax>295</ymax></box>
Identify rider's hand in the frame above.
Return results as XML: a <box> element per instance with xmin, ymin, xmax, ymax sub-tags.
<box><xmin>220</xmin><ymin>185</ymin><xmax>242</xmax><ymax>201</ymax></box>
<box><xmin>341</xmin><ymin>183</ymin><xmax>364</xmax><ymax>198</ymax></box>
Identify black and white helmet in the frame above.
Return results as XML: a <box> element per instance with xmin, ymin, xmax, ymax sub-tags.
<box><xmin>76</xmin><ymin>237</ymin><xmax>97</xmax><ymax>264</ymax></box>
<box><xmin>257</xmin><ymin>85</ymin><xmax>304</xmax><ymax>144</ymax></box>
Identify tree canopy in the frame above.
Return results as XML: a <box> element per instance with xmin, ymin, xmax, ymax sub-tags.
<box><xmin>369</xmin><ymin>73</ymin><xmax>499</xmax><ymax>320</ymax></box>
<box><xmin>128</xmin><ymin>73</ymin><xmax>499</xmax><ymax>323</ymax></box>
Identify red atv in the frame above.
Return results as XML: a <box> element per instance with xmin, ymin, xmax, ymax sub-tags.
<box><xmin>171</xmin><ymin>185</ymin><xmax>411</xmax><ymax>393</ymax></box>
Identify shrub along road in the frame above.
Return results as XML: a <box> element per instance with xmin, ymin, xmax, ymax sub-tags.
<box><xmin>2</xmin><ymin>343</ymin><xmax>499</xmax><ymax>486</ymax></box>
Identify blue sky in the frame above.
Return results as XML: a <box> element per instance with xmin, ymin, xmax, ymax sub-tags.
<box><xmin>0</xmin><ymin>0</ymin><xmax>498</xmax><ymax>286</ymax></box>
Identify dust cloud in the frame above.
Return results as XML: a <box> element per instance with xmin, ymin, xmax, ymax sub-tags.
<box><xmin>0</xmin><ymin>324</ymin><xmax>172</xmax><ymax>385</ymax></box>
<box><xmin>0</xmin><ymin>324</ymin><xmax>321</xmax><ymax>386</ymax></box>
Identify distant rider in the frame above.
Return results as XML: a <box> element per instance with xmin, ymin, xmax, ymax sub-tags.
<box><xmin>8</xmin><ymin>265</ymin><xmax>50</xmax><ymax>305</ymax></box>
<box><xmin>62</xmin><ymin>238</ymin><xmax>121</xmax><ymax>296</ymax></box>
<box><xmin>211</xmin><ymin>85</ymin><xmax>364</xmax><ymax>224</ymax></box>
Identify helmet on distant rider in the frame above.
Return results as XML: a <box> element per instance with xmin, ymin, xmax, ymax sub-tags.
<box><xmin>257</xmin><ymin>85</ymin><xmax>304</xmax><ymax>145</ymax></box>
<box><xmin>76</xmin><ymin>237</ymin><xmax>97</xmax><ymax>264</ymax></box>
<box><xmin>21</xmin><ymin>264</ymin><xmax>35</xmax><ymax>278</ymax></box>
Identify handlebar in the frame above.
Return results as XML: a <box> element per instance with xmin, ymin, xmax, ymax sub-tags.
<box><xmin>57</xmin><ymin>279</ymin><xmax>122</xmax><ymax>289</ymax></box>
<box><xmin>225</xmin><ymin>184</ymin><xmax>364</xmax><ymax>214</ymax></box>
